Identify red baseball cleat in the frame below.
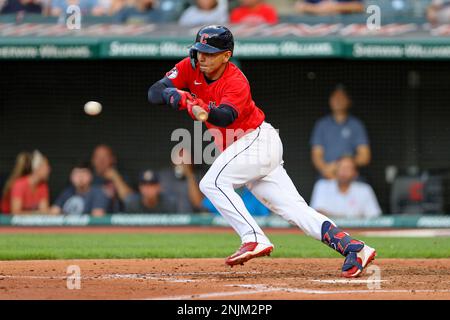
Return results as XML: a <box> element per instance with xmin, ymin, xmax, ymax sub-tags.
<box><xmin>341</xmin><ymin>245</ymin><xmax>377</xmax><ymax>278</ymax></box>
<box><xmin>225</xmin><ymin>242</ymin><xmax>274</xmax><ymax>267</ymax></box>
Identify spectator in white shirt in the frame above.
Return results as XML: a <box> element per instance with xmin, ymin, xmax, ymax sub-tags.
<box><xmin>427</xmin><ymin>0</ymin><xmax>450</xmax><ymax>24</ymax></box>
<box><xmin>178</xmin><ymin>0</ymin><xmax>228</xmax><ymax>27</ymax></box>
<box><xmin>310</xmin><ymin>156</ymin><xmax>381</xmax><ymax>219</ymax></box>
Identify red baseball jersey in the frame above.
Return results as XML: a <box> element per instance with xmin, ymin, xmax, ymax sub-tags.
<box><xmin>166</xmin><ymin>57</ymin><xmax>265</xmax><ymax>151</ymax></box>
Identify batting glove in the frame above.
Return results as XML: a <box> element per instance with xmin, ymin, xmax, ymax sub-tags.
<box><xmin>187</xmin><ymin>98</ymin><xmax>209</xmax><ymax>120</ymax></box>
<box><xmin>162</xmin><ymin>88</ymin><xmax>193</xmax><ymax>110</ymax></box>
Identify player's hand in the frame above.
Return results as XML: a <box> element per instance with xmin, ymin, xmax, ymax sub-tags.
<box><xmin>186</xmin><ymin>98</ymin><xmax>209</xmax><ymax>120</ymax></box>
<box><xmin>162</xmin><ymin>88</ymin><xmax>193</xmax><ymax>110</ymax></box>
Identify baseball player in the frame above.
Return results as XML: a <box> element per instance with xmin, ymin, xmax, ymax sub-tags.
<box><xmin>148</xmin><ymin>25</ymin><xmax>376</xmax><ymax>277</ymax></box>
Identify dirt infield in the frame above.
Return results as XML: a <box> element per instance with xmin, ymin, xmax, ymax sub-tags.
<box><xmin>1</xmin><ymin>258</ymin><xmax>450</xmax><ymax>300</ymax></box>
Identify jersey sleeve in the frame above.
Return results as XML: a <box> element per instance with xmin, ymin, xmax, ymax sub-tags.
<box><xmin>219</xmin><ymin>80</ymin><xmax>251</xmax><ymax>116</ymax></box>
<box><xmin>165</xmin><ymin>57</ymin><xmax>192</xmax><ymax>89</ymax></box>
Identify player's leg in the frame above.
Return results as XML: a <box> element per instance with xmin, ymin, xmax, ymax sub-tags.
<box><xmin>247</xmin><ymin>164</ymin><xmax>376</xmax><ymax>277</ymax></box>
<box><xmin>199</xmin><ymin>125</ymin><xmax>281</xmax><ymax>266</ymax></box>
<box><xmin>247</xmin><ymin>165</ymin><xmax>330</xmax><ymax>239</ymax></box>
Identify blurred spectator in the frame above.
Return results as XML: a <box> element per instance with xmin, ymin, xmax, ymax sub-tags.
<box><xmin>230</xmin><ymin>0</ymin><xmax>278</xmax><ymax>24</ymax></box>
<box><xmin>179</xmin><ymin>0</ymin><xmax>228</xmax><ymax>27</ymax></box>
<box><xmin>50</xmin><ymin>0</ymin><xmax>96</xmax><ymax>16</ymax></box>
<box><xmin>310</xmin><ymin>156</ymin><xmax>381</xmax><ymax>218</ymax></box>
<box><xmin>0</xmin><ymin>174</ymin><xmax>6</xmax><ymax>204</ymax></box>
<box><xmin>10</xmin><ymin>150</ymin><xmax>51</xmax><ymax>215</ymax></box>
<box><xmin>1</xmin><ymin>152</ymin><xmax>32</xmax><ymax>214</ymax></box>
<box><xmin>295</xmin><ymin>0</ymin><xmax>364</xmax><ymax>15</ymax></box>
<box><xmin>427</xmin><ymin>0</ymin><xmax>450</xmax><ymax>24</ymax></box>
<box><xmin>159</xmin><ymin>148</ymin><xmax>203</xmax><ymax>213</ymax></box>
<box><xmin>50</xmin><ymin>0</ymin><xmax>122</xmax><ymax>16</ymax></box>
<box><xmin>109</xmin><ymin>0</ymin><xmax>128</xmax><ymax>14</ymax></box>
<box><xmin>91</xmin><ymin>0</ymin><xmax>115</xmax><ymax>15</ymax></box>
<box><xmin>122</xmin><ymin>169</ymin><xmax>177</xmax><ymax>213</ymax></box>
<box><xmin>114</xmin><ymin>0</ymin><xmax>159</xmax><ymax>23</ymax></box>
<box><xmin>310</xmin><ymin>85</ymin><xmax>371</xmax><ymax>179</ymax></box>
<box><xmin>0</xmin><ymin>0</ymin><xmax>43</xmax><ymax>14</ymax></box>
<box><xmin>50</xmin><ymin>162</ymin><xmax>109</xmax><ymax>216</ymax></box>
<box><xmin>91</xmin><ymin>144</ymin><xmax>132</xmax><ymax>213</ymax></box>
<box><xmin>202</xmin><ymin>187</ymin><xmax>270</xmax><ymax>216</ymax></box>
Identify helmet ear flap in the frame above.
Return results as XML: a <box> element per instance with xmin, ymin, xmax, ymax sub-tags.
<box><xmin>189</xmin><ymin>48</ymin><xmax>198</xmax><ymax>70</ymax></box>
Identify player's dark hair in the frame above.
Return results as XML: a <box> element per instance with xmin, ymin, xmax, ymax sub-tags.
<box><xmin>72</xmin><ymin>161</ymin><xmax>92</xmax><ymax>171</ymax></box>
<box><xmin>333</xmin><ymin>83</ymin><xmax>350</xmax><ymax>96</ymax></box>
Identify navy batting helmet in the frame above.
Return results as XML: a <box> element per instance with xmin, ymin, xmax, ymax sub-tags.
<box><xmin>189</xmin><ymin>25</ymin><xmax>234</xmax><ymax>69</ymax></box>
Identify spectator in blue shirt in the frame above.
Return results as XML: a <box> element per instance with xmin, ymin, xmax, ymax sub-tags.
<box><xmin>50</xmin><ymin>162</ymin><xmax>109</xmax><ymax>216</ymax></box>
<box><xmin>310</xmin><ymin>85</ymin><xmax>371</xmax><ymax>179</ymax></box>
<box><xmin>114</xmin><ymin>0</ymin><xmax>160</xmax><ymax>23</ymax></box>
<box><xmin>1</xmin><ymin>0</ymin><xmax>42</xmax><ymax>14</ymax></box>
<box><xmin>202</xmin><ymin>187</ymin><xmax>270</xmax><ymax>216</ymax></box>
<box><xmin>295</xmin><ymin>0</ymin><xmax>364</xmax><ymax>15</ymax></box>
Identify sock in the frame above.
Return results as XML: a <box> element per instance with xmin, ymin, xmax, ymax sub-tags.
<box><xmin>321</xmin><ymin>221</ymin><xmax>364</xmax><ymax>256</ymax></box>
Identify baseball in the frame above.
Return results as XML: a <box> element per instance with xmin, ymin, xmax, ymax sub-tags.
<box><xmin>84</xmin><ymin>101</ymin><xmax>102</xmax><ymax>116</ymax></box>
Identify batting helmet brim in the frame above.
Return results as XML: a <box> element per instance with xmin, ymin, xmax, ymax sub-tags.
<box><xmin>191</xmin><ymin>42</ymin><xmax>229</xmax><ymax>54</ymax></box>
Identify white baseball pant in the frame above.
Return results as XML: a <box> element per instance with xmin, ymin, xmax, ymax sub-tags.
<box><xmin>199</xmin><ymin>121</ymin><xmax>334</xmax><ymax>246</ymax></box>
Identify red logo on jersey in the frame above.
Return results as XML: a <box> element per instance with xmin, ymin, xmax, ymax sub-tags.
<box><xmin>166</xmin><ymin>67</ymin><xmax>178</xmax><ymax>79</ymax></box>
<box><xmin>200</xmin><ymin>34</ymin><xmax>209</xmax><ymax>44</ymax></box>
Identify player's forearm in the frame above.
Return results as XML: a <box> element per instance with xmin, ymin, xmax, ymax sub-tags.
<box><xmin>313</xmin><ymin>159</ymin><xmax>328</xmax><ymax>173</ymax></box>
<box><xmin>311</xmin><ymin>152</ymin><xmax>327</xmax><ymax>173</ymax></box>
<box><xmin>296</xmin><ymin>2</ymin><xmax>321</xmax><ymax>14</ymax></box>
<box><xmin>148</xmin><ymin>78</ymin><xmax>173</xmax><ymax>105</ymax></box>
<box><xmin>186</xmin><ymin>174</ymin><xmax>203</xmax><ymax>209</ymax></box>
<box><xmin>111</xmin><ymin>176</ymin><xmax>133</xmax><ymax>201</ymax></box>
<box><xmin>10</xmin><ymin>199</ymin><xmax>42</xmax><ymax>215</ymax></box>
<box><xmin>207</xmin><ymin>104</ymin><xmax>237</xmax><ymax>127</ymax></box>
<box><xmin>106</xmin><ymin>170</ymin><xmax>133</xmax><ymax>201</ymax></box>
<box><xmin>49</xmin><ymin>205</ymin><xmax>61</xmax><ymax>215</ymax></box>
<box><xmin>11</xmin><ymin>209</ymin><xmax>45</xmax><ymax>215</ymax></box>
<box><xmin>354</xmin><ymin>146</ymin><xmax>371</xmax><ymax>167</ymax></box>
<box><xmin>354</xmin><ymin>155</ymin><xmax>370</xmax><ymax>167</ymax></box>
<box><xmin>335</xmin><ymin>2</ymin><xmax>364</xmax><ymax>13</ymax></box>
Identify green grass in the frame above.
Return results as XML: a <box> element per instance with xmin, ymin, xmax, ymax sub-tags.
<box><xmin>0</xmin><ymin>233</ymin><xmax>449</xmax><ymax>260</ymax></box>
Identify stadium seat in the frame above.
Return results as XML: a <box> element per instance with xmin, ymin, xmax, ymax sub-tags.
<box><xmin>390</xmin><ymin>173</ymin><xmax>444</xmax><ymax>215</ymax></box>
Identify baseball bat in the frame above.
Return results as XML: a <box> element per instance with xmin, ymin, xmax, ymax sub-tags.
<box><xmin>192</xmin><ymin>105</ymin><xmax>208</xmax><ymax>122</ymax></box>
